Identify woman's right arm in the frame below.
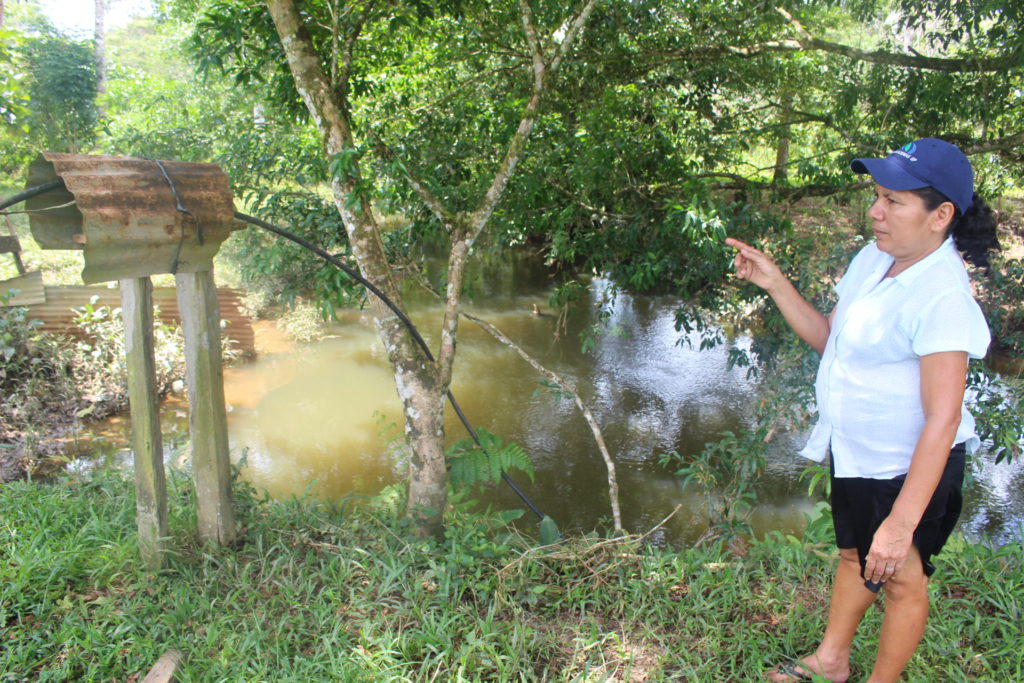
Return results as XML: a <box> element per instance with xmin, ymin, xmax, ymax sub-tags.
<box><xmin>725</xmin><ymin>237</ymin><xmax>831</xmax><ymax>354</ymax></box>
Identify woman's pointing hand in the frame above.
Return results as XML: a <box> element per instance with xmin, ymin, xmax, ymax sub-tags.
<box><xmin>725</xmin><ymin>237</ymin><xmax>786</xmax><ymax>293</ymax></box>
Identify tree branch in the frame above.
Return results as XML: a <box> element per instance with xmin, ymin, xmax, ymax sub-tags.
<box><xmin>549</xmin><ymin>179</ymin><xmax>634</xmax><ymax>222</ymax></box>
<box><xmin>550</xmin><ymin>0</ymin><xmax>599</xmax><ymax>72</ymax></box>
<box><xmin>265</xmin><ymin>0</ymin><xmax>414</xmax><ymax>357</ymax></box>
<box><xmin>696</xmin><ymin>172</ymin><xmax>872</xmax><ymax>200</ymax></box>
<box><xmin>655</xmin><ymin>10</ymin><xmax>1020</xmax><ymax>73</ymax></box>
<box><xmin>519</xmin><ymin>0</ymin><xmax>546</xmax><ymax>85</ymax></box>
<box><xmin>693</xmin><ymin>130</ymin><xmax>1024</xmax><ymax>201</ymax></box>
<box><xmin>773</xmin><ymin>7</ymin><xmax>1022</xmax><ymax>73</ymax></box>
<box><xmin>964</xmin><ymin>130</ymin><xmax>1024</xmax><ymax>156</ymax></box>
<box><xmin>462</xmin><ymin>311</ymin><xmax>623</xmax><ymax>533</ymax></box>
<box><xmin>468</xmin><ymin>0</ymin><xmax>599</xmax><ymax>242</ymax></box>
<box><xmin>338</xmin><ymin>0</ymin><xmax>376</xmax><ymax>103</ymax></box>
<box><xmin>437</xmin><ymin>0</ymin><xmax>599</xmax><ymax>386</ymax></box>
<box><xmin>410</xmin><ymin>65</ymin><xmax>522</xmax><ymax>115</ymax></box>
<box><xmin>370</xmin><ymin>136</ymin><xmax>456</xmax><ymax>229</ymax></box>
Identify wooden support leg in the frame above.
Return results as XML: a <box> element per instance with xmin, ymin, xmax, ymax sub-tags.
<box><xmin>176</xmin><ymin>270</ymin><xmax>236</xmax><ymax>545</ymax></box>
<box><xmin>120</xmin><ymin>277</ymin><xmax>169</xmax><ymax>570</ymax></box>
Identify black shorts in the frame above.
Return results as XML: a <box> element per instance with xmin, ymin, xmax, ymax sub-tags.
<box><xmin>831</xmin><ymin>443</ymin><xmax>965</xmax><ymax>577</ymax></box>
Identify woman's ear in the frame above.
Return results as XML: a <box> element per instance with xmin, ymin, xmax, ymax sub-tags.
<box><xmin>931</xmin><ymin>201</ymin><xmax>956</xmax><ymax>233</ymax></box>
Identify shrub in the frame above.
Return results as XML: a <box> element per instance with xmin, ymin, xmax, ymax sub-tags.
<box><xmin>1</xmin><ymin>295</ymin><xmax>193</xmax><ymax>479</ymax></box>
<box><xmin>975</xmin><ymin>252</ymin><xmax>1024</xmax><ymax>356</ymax></box>
<box><xmin>0</xmin><ymin>294</ymin><xmax>78</xmax><ymax>445</ymax></box>
<box><xmin>275</xmin><ymin>299</ymin><xmax>328</xmax><ymax>343</ymax></box>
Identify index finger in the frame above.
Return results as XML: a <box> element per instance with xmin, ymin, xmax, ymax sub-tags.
<box><xmin>724</xmin><ymin>237</ymin><xmax>753</xmax><ymax>251</ymax></box>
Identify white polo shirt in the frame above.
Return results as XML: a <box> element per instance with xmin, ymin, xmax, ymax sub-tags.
<box><xmin>799</xmin><ymin>237</ymin><xmax>990</xmax><ymax>479</ymax></box>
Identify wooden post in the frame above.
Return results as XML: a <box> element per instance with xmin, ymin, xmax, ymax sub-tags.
<box><xmin>120</xmin><ymin>277</ymin><xmax>169</xmax><ymax>570</ymax></box>
<box><xmin>176</xmin><ymin>269</ymin><xmax>236</xmax><ymax>545</ymax></box>
<box><xmin>3</xmin><ymin>215</ymin><xmax>26</xmax><ymax>275</ymax></box>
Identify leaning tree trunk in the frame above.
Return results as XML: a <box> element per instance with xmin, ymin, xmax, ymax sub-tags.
<box><xmin>94</xmin><ymin>0</ymin><xmax>107</xmax><ymax>96</ymax></box>
<box><xmin>265</xmin><ymin>0</ymin><xmax>449</xmax><ymax>535</ymax></box>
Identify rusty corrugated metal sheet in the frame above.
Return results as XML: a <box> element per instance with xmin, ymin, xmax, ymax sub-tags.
<box><xmin>25</xmin><ymin>153</ymin><xmax>238</xmax><ymax>284</ymax></box>
<box><xmin>0</xmin><ymin>271</ymin><xmax>45</xmax><ymax>306</ymax></box>
<box><xmin>21</xmin><ymin>285</ymin><xmax>255</xmax><ymax>357</ymax></box>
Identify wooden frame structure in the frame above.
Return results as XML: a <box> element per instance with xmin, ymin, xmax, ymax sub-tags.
<box><xmin>120</xmin><ymin>272</ymin><xmax>236</xmax><ymax>566</ymax></box>
<box><xmin>25</xmin><ymin>154</ymin><xmax>241</xmax><ymax>569</ymax></box>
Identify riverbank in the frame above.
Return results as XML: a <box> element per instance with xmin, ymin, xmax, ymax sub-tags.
<box><xmin>2</xmin><ymin>469</ymin><xmax>1020</xmax><ymax>680</ymax></box>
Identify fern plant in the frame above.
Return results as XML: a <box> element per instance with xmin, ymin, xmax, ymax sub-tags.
<box><xmin>446</xmin><ymin>427</ymin><xmax>534</xmax><ymax>488</ymax></box>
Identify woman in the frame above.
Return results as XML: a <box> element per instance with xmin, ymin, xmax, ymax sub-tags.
<box><xmin>726</xmin><ymin>138</ymin><xmax>998</xmax><ymax>683</ymax></box>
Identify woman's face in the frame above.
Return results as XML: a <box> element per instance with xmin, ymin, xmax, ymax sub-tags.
<box><xmin>868</xmin><ymin>184</ymin><xmax>952</xmax><ymax>264</ymax></box>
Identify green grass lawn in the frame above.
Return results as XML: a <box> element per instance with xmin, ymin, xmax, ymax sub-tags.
<box><xmin>1</xmin><ymin>469</ymin><xmax>1021</xmax><ymax>681</ymax></box>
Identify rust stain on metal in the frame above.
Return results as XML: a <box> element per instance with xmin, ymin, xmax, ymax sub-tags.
<box><xmin>25</xmin><ymin>153</ymin><xmax>239</xmax><ymax>284</ymax></box>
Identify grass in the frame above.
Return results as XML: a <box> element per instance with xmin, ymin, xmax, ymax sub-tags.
<box><xmin>2</xmin><ymin>470</ymin><xmax>1022</xmax><ymax>681</ymax></box>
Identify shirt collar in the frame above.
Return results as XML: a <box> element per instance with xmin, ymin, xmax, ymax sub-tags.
<box><xmin>890</xmin><ymin>237</ymin><xmax>958</xmax><ymax>287</ymax></box>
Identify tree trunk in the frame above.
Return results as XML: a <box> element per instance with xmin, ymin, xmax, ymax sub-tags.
<box><xmin>773</xmin><ymin>93</ymin><xmax>792</xmax><ymax>184</ymax></box>
<box><xmin>265</xmin><ymin>0</ymin><xmax>596</xmax><ymax>536</ymax></box>
<box><xmin>773</xmin><ymin>132</ymin><xmax>790</xmax><ymax>183</ymax></box>
<box><xmin>94</xmin><ymin>0</ymin><xmax>108</xmax><ymax>96</ymax></box>
<box><xmin>265</xmin><ymin>0</ymin><xmax>448</xmax><ymax>535</ymax></box>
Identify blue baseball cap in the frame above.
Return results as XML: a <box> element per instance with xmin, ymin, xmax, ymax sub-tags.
<box><xmin>851</xmin><ymin>138</ymin><xmax>974</xmax><ymax>214</ymax></box>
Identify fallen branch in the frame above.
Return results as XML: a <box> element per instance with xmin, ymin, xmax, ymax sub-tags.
<box><xmin>461</xmin><ymin>310</ymin><xmax>624</xmax><ymax>535</ymax></box>
<box><xmin>141</xmin><ymin>649</ymin><xmax>183</xmax><ymax>683</ymax></box>
<box><xmin>495</xmin><ymin>504</ymin><xmax>684</xmax><ymax>589</ymax></box>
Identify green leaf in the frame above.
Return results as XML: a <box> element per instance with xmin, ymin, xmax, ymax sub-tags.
<box><xmin>539</xmin><ymin>515</ymin><xmax>561</xmax><ymax>546</ymax></box>
<box><xmin>496</xmin><ymin>509</ymin><xmax>524</xmax><ymax>525</ymax></box>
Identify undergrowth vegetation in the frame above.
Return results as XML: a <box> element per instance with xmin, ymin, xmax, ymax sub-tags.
<box><xmin>0</xmin><ymin>296</ymin><xmax>192</xmax><ymax>480</ymax></box>
<box><xmin>1</xmin><ymin>469</ymin><xmax>1020</xmax><ymax>681</ymax></box>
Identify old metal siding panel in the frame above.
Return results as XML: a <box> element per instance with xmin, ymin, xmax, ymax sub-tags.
<box><xmin>0</xmin><ymin>271</ymin><xmax>46</xmax><ymax>306</ymax></box>
<box><xmin>20</xmin><ymin>285</ymin><xmax>255</xmax><ymax>357</ymax></box>
<box><xmin>26</xmin><ymin>154</ymin><xmax>238</xmax><ymax>284</ymax></box>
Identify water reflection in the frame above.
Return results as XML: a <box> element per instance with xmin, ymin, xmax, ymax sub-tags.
<box><xmin>227</xmin><ymin>334</ymin><xmax>399</xmax><ymax>500</ymax></box>
<box><xmin>71</xmin><ymin>262</ymin><xmax>1024</xmax><ymax>547</ymax></box>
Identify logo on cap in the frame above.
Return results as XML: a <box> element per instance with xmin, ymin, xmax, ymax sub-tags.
<box><xmin>894</xmin><ymin>142</ymin><xmax>918</xmax><ymax>162</ymax></box>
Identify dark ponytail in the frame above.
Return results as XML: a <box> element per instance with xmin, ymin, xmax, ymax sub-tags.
<box><xmin>952</xmin><ymin>194</ymin><xmax>1000</xmax><ymax>271</ymax></box>
<box><xmin>909</xmin><ymin>187</ymin><xmax>1000</xmax><ymax>271</ymax></box>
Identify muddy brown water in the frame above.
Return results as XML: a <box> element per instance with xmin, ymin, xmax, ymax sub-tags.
<box><xmin>71</xmin><ymin>262</ymin><xmax>1024</xmax><ymax>547</ymax></box>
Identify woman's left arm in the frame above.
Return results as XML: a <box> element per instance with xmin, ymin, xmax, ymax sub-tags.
<box><xmin>863</xmin><ymin>351</ymin><xmax>968</xmax><ymax>583</ymax></box>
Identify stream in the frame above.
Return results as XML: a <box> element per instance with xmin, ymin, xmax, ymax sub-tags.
<box><xmin>70</xmin><ymin>256</ymin><xmax>1024</xmax><ymax>547</ymax></box>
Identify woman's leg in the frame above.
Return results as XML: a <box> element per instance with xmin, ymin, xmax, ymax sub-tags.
<box><xmin>767</xmin><ymin>548</ymin><xmax>877</xmax><ymax>682</ymax></box>
<box><xmin>867</xmin><ymin>545</ymin><xmax>929</xmax><ymax>683</ymax></box>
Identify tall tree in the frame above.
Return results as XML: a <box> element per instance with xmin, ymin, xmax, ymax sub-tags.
<box><xmin>20</xmin><ymin>33</ymin><xmax>99</xmax><ymax>153</ymax></box>
<box><xmin>257</xmin><ymin>0</ymin><xmax>597</xmax><ymax>535</ymax></box>
<box><xmin>171</xmin><ymin>0</ymin><xmax>1023</xmax><ymax>537</ymax></box>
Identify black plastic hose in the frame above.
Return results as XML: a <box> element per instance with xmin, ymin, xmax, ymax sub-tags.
<box><xmin>2</xmin><ymin>180</ymin><xmax>549</xmax><ymax>522</ymax></box>
<box><xmin>0</xmin><ymin>179</ymin><xmax>65</xmax><ymax>213</ymax></box>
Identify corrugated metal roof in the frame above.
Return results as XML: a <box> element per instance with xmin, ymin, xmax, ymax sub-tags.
<box><xmin>21</xmin><ymin>285</ymin><xmax>255</xmax><ymax>357</ymax></box>
<box><xmin>25</xmin><ymin>153</ymin><xmax>238</xmax><ymax>284</ymax></box>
